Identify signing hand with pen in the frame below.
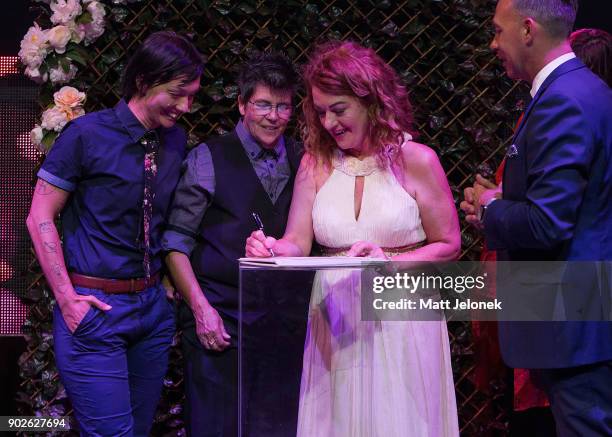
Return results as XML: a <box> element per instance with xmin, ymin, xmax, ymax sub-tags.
<box><xmin>246</xmin><ymin>230</ymin><xmax>278</xmax><ymax>258</ymax></box>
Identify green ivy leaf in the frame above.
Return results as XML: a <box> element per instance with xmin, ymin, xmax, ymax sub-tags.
<box><xmin>257</xmin><ymin>5</ymin><xmax>272</xmax><ymax>16</ymax></box>
<box><xmin>213</xmin><ymin>0</ymin><xmax>231</xmax><ymax>15</ymax></box>
<box><xmin>238</xmin><ymin>2</ymin><xmax>256</xmax><ymax>14</ymax></box>
<box><xmin>110</xmin><ymin>7</ymin><xmax>128</xmax><ymax>23</ymax></box>
<box><xmin>439</xmin><ymin>80</ymin><xmax>455</xmax><ymax>92</ymax></box>
<box><xmin>41</xmin><ymin>131</ymin><xmax>59</xmax><ymax>151</ymax></box>
<box><xmin>189</xmin><ymin>102</ymin><xmax>204</xmax><ymax>113</ymax></box>
<box><xmin>381</xmin><ymin>21</ymin><xmax>399</xmax><ymax>38</ymax></box>
<box><xmin>223</xmin><ymin>85</ymin><xmax>239</xmax><ymax>99</ymax></box>
<box><xmin>228</xmin><ymin>40</ymin><xmax>243</xmax><ymax>54</ymax></box>
<box><xmin>255</xmin><ymin>27</ymin><xmax>273</xmax><ymax>39</ymax></box>
<box><xmin>330</xmin><ymin>6</ymin><xmax>343</xmax><ymax>17</ymax></box>
<box><xmin>458</xmin><ymin>60</ymin><xmax>476</xmax><ymax>73</ymax></box>
<box><xmin>429</xmin><ymin>115</ymin><xmax>447</xmax><ymax>130</ymax></box>
<box><xmin>65</xmin><ymin>49</ymin><xmax>87</xmax><ymax>66</ymax></box>
<box><xmin>76</xmin><ymin>11</ymin><xmax>93</xmax><ymax>25</ymax></box>
<box><xmin>59</xmin><ymin>57</ymin><xmax>70</xmax><ymax>73</ymax></box>
<box><xmin>404</xmin><ymin>21</ymin><xmax>425</xmax><ymax>36</ymax></box>
<box><xmin>208</xmin><ymin>103</ymin><xmax>232</xmax><ymax>114</ymax></box>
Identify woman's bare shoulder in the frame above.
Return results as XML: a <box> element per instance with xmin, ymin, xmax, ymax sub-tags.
<box><xmin>400</xmin><ymin>140</ymin><xmax>441</xmax><ymax>171</ymax></box>
<box><xmin>298</xmin><ymin>152</ymin><xmax>333</xmax><ymax>191</ymax></box>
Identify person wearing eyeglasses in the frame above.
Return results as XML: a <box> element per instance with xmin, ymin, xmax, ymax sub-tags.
<box><xmin>162</xmin><ymin>51</ymin><xmax>303</xmax><ymax>436</ymax></box>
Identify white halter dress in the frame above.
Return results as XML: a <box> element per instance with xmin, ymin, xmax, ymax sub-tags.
<box><xmin>296</xmin><ymin>144</ymin><xmax>459</xmax><ymax>437</ymax></box>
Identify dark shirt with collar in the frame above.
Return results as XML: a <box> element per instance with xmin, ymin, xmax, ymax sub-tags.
<box><xmin>38</xmin><ymin>99</ymin><xmax>187</xmax><ymax>279</ymax></box>
<box><xmin>162</xmin><ymin>119</ymin><xmax>291</xmax><ymax>255</ymax></box>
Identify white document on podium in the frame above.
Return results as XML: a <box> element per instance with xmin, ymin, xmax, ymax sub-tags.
<box><xmin>239</xmin><ymin>256</ymin><xmax>388</xmax><ymax>268</ymax></box>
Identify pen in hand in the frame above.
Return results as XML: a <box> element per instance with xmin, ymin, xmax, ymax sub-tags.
<box><xmin>251</xmin><ymin>212</ymin><xmax>276</xmax><ymax>257</ymax></box>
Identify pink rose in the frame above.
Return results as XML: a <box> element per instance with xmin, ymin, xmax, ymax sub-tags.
<box><xmin>53</xmin><ymin>86</ymin><xmax>86</xmax><ymax>109</ymax></box>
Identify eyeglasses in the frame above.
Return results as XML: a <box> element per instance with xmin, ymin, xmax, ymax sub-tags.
<box><xmin>248</xmin><ymin>101</ymin><xmax>293</xmax><ymax>119</ymax></box>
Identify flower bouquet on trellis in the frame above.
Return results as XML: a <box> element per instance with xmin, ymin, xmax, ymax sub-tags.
<box><xmin>19</xmin><ymin>0</ymin><xmax>106</xmax><ymax>152</ymax></box>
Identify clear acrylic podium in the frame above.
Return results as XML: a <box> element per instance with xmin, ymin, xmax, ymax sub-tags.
<box><xmin>237</xmin><ymin>258</ymin><xmax>387</xmax><ymax>437</ymax></box>
<box><xmin>237</xmin><ymin>263</ymin><xmax>314</xmax><ymax>437</ymax></box>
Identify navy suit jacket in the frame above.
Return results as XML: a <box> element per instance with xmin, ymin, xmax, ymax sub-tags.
<box><xmin>483</xmin><ymin>58</ymin><xmax>612</xmax><ymax>368</ymax></box>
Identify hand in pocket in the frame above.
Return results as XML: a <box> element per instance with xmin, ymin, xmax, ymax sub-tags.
<box><xmin>61</xmin><ymin>294</ymin><xmax>112</xmax><ymax>334</ymax></box>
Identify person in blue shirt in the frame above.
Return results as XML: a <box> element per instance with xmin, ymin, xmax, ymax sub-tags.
<box><xmin>26</xmin><ymin>31</ymin><xmax>203</xmax><ymax>437</ymax></box>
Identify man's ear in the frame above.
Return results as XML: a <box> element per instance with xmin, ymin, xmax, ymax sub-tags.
<box><xmin>135</xmin><ymin>75</ymin><xmax>149</xmax><ymax>97</ymax></box>
<box><xmin>238</xmin><ymin>95</ymin><xmax>246</xmax><ymax>116</ymax></box>
<box><xmin>523</xmin><ymin>17</ymin><xmax>535</xmax><ymax>45</ymax></box>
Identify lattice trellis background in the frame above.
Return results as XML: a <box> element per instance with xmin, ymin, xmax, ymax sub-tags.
<box><xmin>19</xmin><ymin>0</ymin><xmax>532</xmax><ymax>435</ymax></box>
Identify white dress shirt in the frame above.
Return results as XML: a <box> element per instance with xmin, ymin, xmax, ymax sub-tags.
<box><xmin>530</xmin><ymin>52</ymin><xmax>577</xmax><ymax>97</ymax></box>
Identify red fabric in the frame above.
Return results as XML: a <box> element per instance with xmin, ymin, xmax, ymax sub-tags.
<box><xmin>471</xmin><ymin>113</ymin><xmax>549</xmax><ymax>409</ymax></box>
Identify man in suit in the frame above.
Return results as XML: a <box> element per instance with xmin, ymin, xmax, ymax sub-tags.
<box><xmin>162</xmin><ymin>52</ymin><xmax>305</xmax><ymax>436</ymax></box>
<box><xmin>469</xmin><ymin>0</ymin><xmax>612</xmax><ymax>435</ymax></box>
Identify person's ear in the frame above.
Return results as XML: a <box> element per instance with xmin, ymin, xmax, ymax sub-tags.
<box><xmin>135</xmin><ymin>75</ymin><xmax>149</xmax><ymax>97</ymax></box>
<box><xmin>238</xmin><ymin>95</ymin><xmax>246</xmax><ymax>116</ymax></box>
<box><xmin>523</xmin><ymin>18</ymin><xmax>535</xmax><ymax>45</ymax></box>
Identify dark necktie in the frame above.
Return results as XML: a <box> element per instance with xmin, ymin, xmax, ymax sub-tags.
<box><xmin>256</xmin><ymin>147</ymin><xmax>278</xmax><ymax>160</ymax></box>
<box><xmin>141</xmin><ymin>130</ymin><xmax>159</xmax><ymax>279</ymax></box>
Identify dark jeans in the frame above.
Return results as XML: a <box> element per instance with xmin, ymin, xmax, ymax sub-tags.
<box><xmin>53</xmin><ymin>284</ymin><xmax>175</xmax><ymax>437</ymax></box>
<box><xmin>532</xmin><ymin>361</ymin><xmax>612</xmax><ymax>437</ymax></box>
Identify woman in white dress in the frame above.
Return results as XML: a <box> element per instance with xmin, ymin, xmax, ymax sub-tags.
<box><xmin>246</xmin><ymin>41</ymin><xmax>460</xmax><ymax>437</ymax></box>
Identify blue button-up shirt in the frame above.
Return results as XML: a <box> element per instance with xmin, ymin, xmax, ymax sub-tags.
<box><xmin>38</xmin><ymin>99</ymin><xmax>186</xmax><ymax>278</ymax></box>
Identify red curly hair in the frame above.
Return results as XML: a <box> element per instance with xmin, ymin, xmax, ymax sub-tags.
<box><xmin>300</xmin><ymin>41</ymin><xmax>416</xmax><ymax>165</ymax></box>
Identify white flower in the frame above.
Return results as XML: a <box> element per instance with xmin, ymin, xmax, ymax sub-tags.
<box><xmin>41</xmin><ymin>106</ymin><xmax>70</xmax><ymax>132</ymax></box>
<box><xmin>50</xmin><ymin>0</ymin><xmax>82</xmax><ymax>25</ymax></box>
<box><xmin>30</xmin><ymin>125</ymin><xmax>44</xmax><ymax>147</ymax></box>
<box><xmin>78</xmin><ymin>1</ymin><xmax>106</xmax><ymax>44</ymax></box>
<box><xmin>49</xmin><ymin>63</ymin><xmax>78</xmax><ymax>84</ymax></box>
<box><xmin>19</xmin><ymin>23</ymin><xmax>48</xmax><ymax>68</ymax></box>
<box><xmin>24</xmin><ymin>65</ymin><xmax>48</xmax><ymax>83</ymax></box>
<box><xmin>81</xmin><ymin>21</ymin><xmax>105</xmax><ymax>44</ymax></box>
<box><xmin>47</xmin><ymin>25</ymin><xmax>71</xmax><ymax>54</ymax></box>
<box><xmin>87</xmin><ymin>1</ymin><xmax>105</xmax><ymax>22</ymax></box>
<box><xmin>54</xmin><ymin>86</ymin><xmax>86</xmax><ymax>108</ymax></box>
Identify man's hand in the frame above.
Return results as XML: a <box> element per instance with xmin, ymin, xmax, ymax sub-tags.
<box><xmin>461</xmin><ymin>174</ymin><xmax>501</xmax><ymax>228</ymax></box>
<box><xmin>460</xmin><ymin>186</ymin><xmax>480</xmax><ymax>226</ymax></box>
<box><xmin>194</xmin><ymin>304</ymin><xmax>231</xmax><ymax>351</ymax></box>
<box><xmin>473</xmin><ymin>174</ymin><xmax>502</xmax><ymax>210</ymax></box>
<box><xmin>60</xmin><ymin>294</ymin><xmax>111</xmax><ymax>334</ymax></box>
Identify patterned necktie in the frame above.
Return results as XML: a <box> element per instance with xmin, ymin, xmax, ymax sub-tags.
<box><xmin>141</xmin><ymin>130</ymin><xmax>159</xmax><ymax>279</ymax></box>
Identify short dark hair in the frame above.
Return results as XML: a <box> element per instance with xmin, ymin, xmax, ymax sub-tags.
<box><xmin>122</xmin><ymin>31</ymin><xmax>204</xmax><ymax>100</ymax></box>
<box><xmin>236</xmin><ymin>51</ymin><xmax>299</xmax><ymax>102</ymax></box>
<box><xmin>513</xmin><ymin>0</ymin><xmax>578</xmax><ymax>40</ymax></box>
<box><xmin>570</xmin><ymin>28</ymin><xmax>612</xmax><ymax>87</ymax></box>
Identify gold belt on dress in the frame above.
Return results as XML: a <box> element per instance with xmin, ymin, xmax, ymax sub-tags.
<box><xmin>319</xmin><ymin>241</ymin><xmax>426</xmax><ymax>258</ymax></box>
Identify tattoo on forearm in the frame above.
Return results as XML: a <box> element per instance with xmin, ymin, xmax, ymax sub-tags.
<box><xmin>36</xmin><ymin>180</ymin><xmax>55</xmax><ymax>195</ymax></box>
<box><xmin>39</xmin><ymin>221</ymin><xmax>53</xmax><ymax>233</ymax></box>
<box><xmin>43</xmin><ymin>241</ymin><xmax>58</xmax><ymax>253</ymax></box>
<box><xmin>50</xmin><ymin>262</ymin><xmax>66</xmax><ymax>285</ymax></box>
